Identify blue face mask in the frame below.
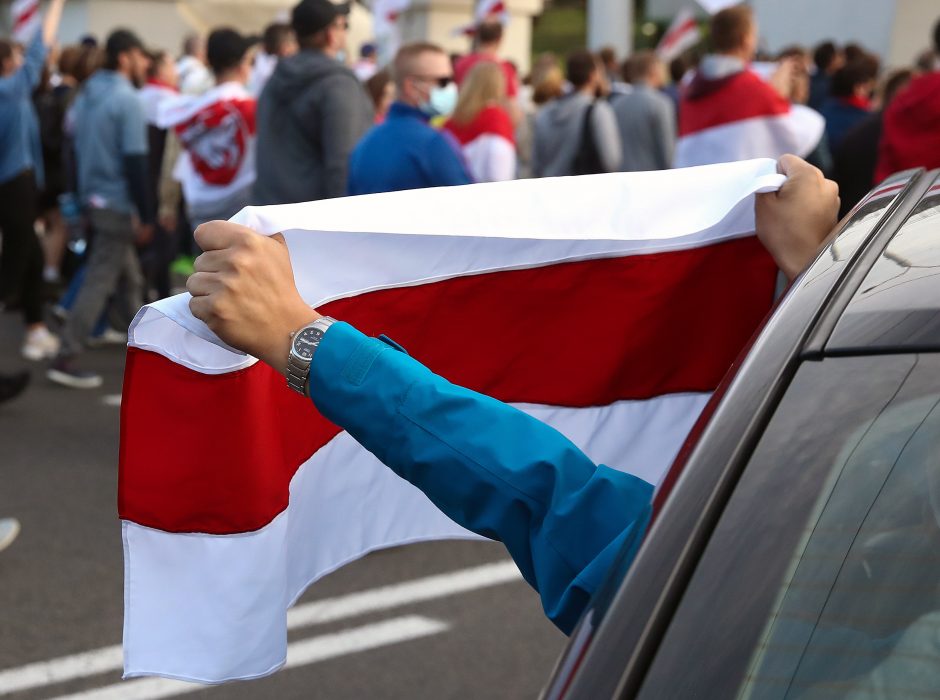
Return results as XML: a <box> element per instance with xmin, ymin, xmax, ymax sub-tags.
<box><xmin>420</xmin><ymin>82</ymin><xmax>458</xmax><ymax>117</ymax></box>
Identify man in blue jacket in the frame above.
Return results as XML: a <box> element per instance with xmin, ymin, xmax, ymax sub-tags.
<box><xmin>347</xmin><ymin>42</ymin><xmax>472</xmax><ymax>195</ymax></box>
<box><xmin>185</xmin><ymin>155</ymin><xmax>838</xmax><ymax>633</ymax></box>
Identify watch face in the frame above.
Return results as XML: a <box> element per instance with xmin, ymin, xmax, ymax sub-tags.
<box><xmin>292</xmin><ymin>327</ymin><xmax>324</xmax><ymax>361</ymax></box>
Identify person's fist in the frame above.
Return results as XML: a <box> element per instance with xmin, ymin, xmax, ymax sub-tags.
<box><xmin>755</xmin><ymin>154</ymin><xmax>840</xmax><ymax>281</ymax></box>
<box><xmin>187</xmin><ymin>222</ymin><xmax>320</xmax><ymax>376</ymax></box>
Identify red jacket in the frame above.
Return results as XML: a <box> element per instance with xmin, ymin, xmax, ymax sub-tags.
<box><xmin>875</xmin><ymin>72</ymin><xmax>940</xmax><ymax>182</ymax></box>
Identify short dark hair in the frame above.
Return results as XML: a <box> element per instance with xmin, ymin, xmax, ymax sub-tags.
<box><xmin>292</xmin><ymin>0</ymin><xmax>349</xmax><ymax>43</ymax></box>
<box><xmin>476</xmin><ymin>21</ymin><xmax>503</xmax><ymax>45</ymax></box>
<box><xmin>105</xmin><ymin>29</ymin><xmax>145</xmax><ymax>70</ymax></box>
<box><xmin>813</xmin><ymin>41</ymin><xmax>838</xmax><ymax>71</ymax></box>
<box><xmin>710</xmin><ymin>6</ymin><xmax>754</xmax><ymax>54</ymax></box>
<box><xmin>830</xmin><ymin>56</ymin><xmax>879</xmax><ymax>98</ymax></box>
<box><xmin>566</xmin><ymin>49</ymin><xmax>597</xmax><ymax>89</ymax></box>
<box><xmin>0</xmin><ymin>39</ymin><xmax>15</xmax><ymax>69</ymax></box>
<box><xmin>263</xmin><ymin>23</ymin><xmax>295</xmax><ymax>55</ymax></box>
<box><xmin>146</xmin><ymin>49</ymin><xmax>170</xmax><ymax>80</ymax></box>
<box><xmin>621</xmin><ymin>50</ymin><xmax>659</xmax><ymax>84</ymax></box>
<box><xmin>598</xmin><ymin>46</ymin><xmax>617</xmax><ymax>67</ymax></box>
<box><xmin>207</xmin><ymin>28</ymin><xmax>254</xmax><ymax>76</ymax></box>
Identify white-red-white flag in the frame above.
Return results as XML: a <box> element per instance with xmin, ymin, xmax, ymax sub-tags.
<box><xmin>120</xmin><ymin>159</ymin><xmax>785</xmax><ymax>683</ymax></box>
<box><xmin>656</xmin><ymin>8</ymin><xmax>701</xmax><ymax>63</ymax></box>
<box><xmin>11</xmin><ymin>0</ymin><xmax>40</xmax><ymax>43</ymax></box>
<box><xmin>452</xmin><ymin>0</ymin><xmax>508</xmax><ymax>37</ymax></box>
<box><xmin>675</xmin><ymin>69</ymin><xmax>825</xmax><ymax>167</ymax></box>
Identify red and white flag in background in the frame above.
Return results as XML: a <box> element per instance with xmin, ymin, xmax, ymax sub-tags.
<box><xmin>10</xmin><ymin>0</ymin><xmax>40</xmax><ymax>43</ymax></box>
<box><xmin>155</xmin><ymin>83</ymin><xmax>257</xmax><ymax>211</ymax></box>
<box><xmin>675</xmin><ymin>70</ymin><xmax>825</xmax><ymax>168</ymax></box>
<box><xmin>656</xmin><ymin>7</ymin><xmax>700</xmax><ymax>64</ymax></box>
<box><xmin>120</xmin><ymin>159</ymin><xmax>785</xmax><ymax>683</ymax></box>
<box><xmin>452</xmin><ymin>0</ymin><xmax>507</xmax><ymax>37</ymax></box>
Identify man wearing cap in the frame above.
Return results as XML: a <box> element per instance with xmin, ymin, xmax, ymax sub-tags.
<box><xmin>48</xmin><ymin>29</ymin><xmax>154</xmax><ymax>389</ymax></box>
<box><xmin>254</xmin><ymin>0</ymin><xmax>373</xmax><ymax>205</ymax></box>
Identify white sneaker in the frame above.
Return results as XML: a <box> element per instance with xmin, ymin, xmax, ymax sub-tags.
<box><xmin>86</xmin><ymin>328</ymin><xmax>128</xmax><ymax>348</ymax></box>
<box><xmin>0</xmin><ymin>518</ymin><xmax>20</xmax><ymax>553</ymax></box>
<box><xmin>22</xmin><ymin>327</ymin><xmax>61</xmax><ymax>361</ymax></box>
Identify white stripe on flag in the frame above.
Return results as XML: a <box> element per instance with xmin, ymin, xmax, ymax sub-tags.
<box><xmin>52</xmin><ymin>616</ymin><xmax>449</xmax><ymax>700</ymax></box>
<box><xmin>674</xmin><ymin>107</ymin><xmax>825</xmax><ymax>168</ymax></box>
<box><xmin>0</xmin><ymin>561</ymin><xmax>518</xmax><ymax>695</ymax></box>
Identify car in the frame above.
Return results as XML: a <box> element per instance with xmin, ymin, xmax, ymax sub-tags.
<box><xmin>542</xmin><ymin>167</ymin><xmax>940</xmax><ymax>700</ymax></box>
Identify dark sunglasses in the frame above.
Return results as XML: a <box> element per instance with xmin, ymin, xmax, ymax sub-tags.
<box><xmin>414</xmin><ymin>75</ymin><xmax>454</xmax><ymax>89</ymax></box>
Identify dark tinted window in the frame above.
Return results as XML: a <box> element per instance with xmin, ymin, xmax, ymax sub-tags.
<box><xmin>638</xmin><ymin>354</ymin><xmax>940</xmax><ymax>699</ymax></box>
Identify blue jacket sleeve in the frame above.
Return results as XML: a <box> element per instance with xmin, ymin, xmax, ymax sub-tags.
<box><xmin>427</xmin><ymin>132</ymin><xmax>474</xmax><ymax>186</ymax></box>
<box><xmin>310</xmin><ymin>322</ymin><xmax>654</xmax><ymax>634</ymax></box>
<box><xmin>0</xmin><ymin>34</ymin><xmax>47</xmax><ymax>100</ymax></box>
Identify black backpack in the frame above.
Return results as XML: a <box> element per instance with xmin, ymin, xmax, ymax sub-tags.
<box><xmin>571</xmin><ymin>102</ymin><xmax>605</xmax><ymax>175</ymax></box>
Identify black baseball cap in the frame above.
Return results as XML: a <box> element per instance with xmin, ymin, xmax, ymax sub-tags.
<box><xmin>207</xmin><ymin>28</ymin><xmax>256</xmax><ymax>75</ymax></box>
<box><xmin>292</xmin><ymin>0</ymin><xmax>351</xmax><ymax>39</ymax></box>
<box><xmin>105</xmin><ymin>29</ymin><xmax>145</xmax><ymax>63</ymax></box>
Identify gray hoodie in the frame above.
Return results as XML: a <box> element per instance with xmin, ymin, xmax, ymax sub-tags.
<box><xmin>254</xmin><ymin>50</ymin><xmax>373</xmax><ymax>205</ymax></box>
<box><xmin>532</xmin><ymin>91</ymin><xmax>621</xmax><ymax>178</ymax></box>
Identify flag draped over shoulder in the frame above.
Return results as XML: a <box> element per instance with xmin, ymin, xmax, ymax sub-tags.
<box><xmin>120</xmin><ymin>159</ymin><xmax>785</xmax><ymax>683</ymax></box>
<box><xmin>675</xmin><ymin>69</ymin><xmax>825</xmax><ymax>168</ymax></box>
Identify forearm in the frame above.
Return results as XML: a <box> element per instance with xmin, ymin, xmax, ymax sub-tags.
<box><xmin>309</xmin><ymin>322</ymin><xmax>654</xmax><ymax>633</ymax></box>
<box><xmin>42</xmin><ymin>0</ymin><xmax>66</xmax><ymax>47</ymax></box>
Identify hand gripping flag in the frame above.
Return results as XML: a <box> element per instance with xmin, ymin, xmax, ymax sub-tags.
<box><xmin>121</xmin><ymin>159</ymin><xmax>786</xmax><ymax>683</ymax></box>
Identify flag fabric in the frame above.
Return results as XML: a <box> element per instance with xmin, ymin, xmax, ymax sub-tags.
<box><xmin>695</xmin><ymin>0</ymin><xmax>741</xmax><ymax>13</ymax></box>
<box><xmin>156</xmin><ymin>82</ymin><xmax>257</xmax><ymax>210</ymax></box>
<box><xmin>452</xmin><ymin>0</ymin><xmax>507</xmax><ymax>36</ymax></box>
<box><xmin>138</xmin><ymin>80</ymin><xmax>178</xmax><ymax>127</ymax></box>
<box><xmin>373</xmin><ymin>0</ymin><xmax>411</xmax><ymax>65</ymax></box>
<box><xmin>120</xmin><ymin>159</ymin><xmax>786</xmax><ymax>683</ymax></box>
<box><xmin>10</xmin><ymin>0</ymin><xmax>39</xmax><ymax>43</ymax></box>
<box><xmin>675</xmin><ymin>69</ymin><xmax>825</xmax><ymax>168</ymax></box>
<box><xmin>656</xmin><ymin>7</ymin><xmax>700</xmax><ymax>63</ymax></box>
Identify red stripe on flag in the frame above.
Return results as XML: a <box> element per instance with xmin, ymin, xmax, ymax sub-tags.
<box><xmin>13</xmin><ymin>2</ymin><xmax>39</xmax><ymax>33</ymax></box>
<box><xmin>659</xmin><ymin>18</ymin><xmax>697</xmax><ymax>53</ymax></box>
<box><xmin>120</xmin><ymin>237</ymin><xmax>777</xmax><ymax>534</ymax></box>
<box><xmin>679</xmin><ymin>70</ymin><xmax>790</xmax><ymax>136</ymax></box>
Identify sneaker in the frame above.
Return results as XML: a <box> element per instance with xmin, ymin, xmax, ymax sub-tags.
<box><xmin>0</xmin><ymin>518</ymin><xmax>20</xmax><ymax>553</ymax></box>
<box><xmin>47</xmin><ymin>357</ymin><xmax>103</xmax><ymax>389</ymax></box>
<box><xmin>22</xmin><ymin>327</ymin><xmax>61</xmax><ymax>361</ymax></box>
<box><xmin>86</xmin><ymin>328</ymin><xmax>128</xmax><ymax>348</ymax></box>
<box><xmin>0</xmin><ymin>371</ymin><xmax>30</xmax><ymax>404</ymax></box>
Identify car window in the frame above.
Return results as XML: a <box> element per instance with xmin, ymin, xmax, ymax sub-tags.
<box><xmin>637</xmin><ymin>354</ymin><xmax>940</xmax><ymax>699</ymax></box>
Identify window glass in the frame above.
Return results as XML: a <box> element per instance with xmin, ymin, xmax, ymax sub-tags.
<box><xmin>638</xmin><ymin>354</ymin><xmax>940</xmax><ymax>700</ymax></box>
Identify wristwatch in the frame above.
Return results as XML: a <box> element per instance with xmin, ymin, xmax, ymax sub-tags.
<box><xmin>286</xmin><ymin>317</ymin><xmax>336</xmax><ymax>397</ymax></box>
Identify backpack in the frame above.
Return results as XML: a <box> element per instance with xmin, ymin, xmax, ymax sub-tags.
<box><xmin>571</xmin><ymin>101</ymin><xmax>605</xmax><ymax>175</ymax></box>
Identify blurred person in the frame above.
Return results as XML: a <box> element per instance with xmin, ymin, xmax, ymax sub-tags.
<box><xmin>0</xmin><ymin>0</ymin><xmax>66</xmax><ymax>362</ymax></box>
<box><xmin>809</xmin><ymin>40</ymin><xmax>843</xmax><ymax>110</ymax></box>
<box><xmin>72</xmin><ymin>43</ymin><xmax>103</xmax><ymax>84</ymax></box>
<box><xmin>444</xmin><ymin>61</ymin><xmax>515</xmax><ymax>182</ymax></box>
<box><xmin>250</xmin><ymin>22</ymin><xmax>297</xmax><ymax>97</ymax></box>
<box><xmin>364</xmin><ymin>68</ymin><xmax>394</xmax><ymax>122</ymax></box>
<box><xmin>914</xmin><ymin>48</ymin><xmax>937</xmax><ymax>74</ymax></box>
<box><xmin>777</xmin><ymin>45</ymin><xmax>811</xmax><ymax>105</ymax></box>
<box><xmin>532</xmin><ymin>49</ymin><xmax>620</xmax><ymax>177</ymax></box>
<box><xmin>843</xmin><ymin>43</ymin><xmax>866</xmax><ymax>64</ymax></box>
<box><xmin>612</xmin><ymin>51</ymin><xmax>675</xmax><ymax>171</ymax></box>
<box><xmin>662</xmin><ymin>55</ymin><xmax>691</xmax><ymax>117</ymax></box>
<box><xmin>675</xmin><ymin>6</ymin><xmax>826</xmax><ymax>168</ymax></box>
<box><xmin>833</xmin><ymin>68</ymin><xmax>913</xmax><ymax>217</ymax></box>
<box><xmin>48</xmin><ymin>29</ymin><xmax>155</xmax><ymax>389</ymax></box>
<box><xmin>185</xmin><ymin>154</ymin><xmax>839</xmax><ymax>635</ymax></box>
<box><xmin>348</xmin><ymin>42</ymin><xmax>471</xmax><ymax>194</ymax></box>
<box><xmin>598</xmin><ymin>45</ymin><xmax>619</xmax><ymax>86</ymax></box>
<box><xmin>177</xmin><ymin>34</ymin><xmax>213</xmax><ymax>95</ymax></box>
<box><xmin>34</xmin><ymin>43</ymin><xmax>81</xmax><ymax>285</ymax></box>
<box><xmin>875</xmin><ymin>19</ymin><xmax>940</xmax><ymax>182</ymax></box>
<box><xmin>254</xmin><ymin>0</ymin><xmax>373</xmax><ymax>205</ymax></box>
<box><xmin>163</xmin><ymin>28</ymin><xmax>257</xmax><ymax>231</ymax></box>
<box><xmin>516</xmin><ymin>54</ymin><xmax>564</xmax><ymax>178</ymax></box>
<box><xmin>454</xmin><ymin>20</ymin><xmax>519</xmax><ymax>101</ymax></box>
<box><xmin>0</xmin><ymin>517</ymin><xmax>20</xmax><ymax>552</ymax></box>
<box><xmin>353</xmin><ymin>42</ymin><xmax>378</xmax><ymax>81</ymax></box>
<box><xmin>820</xmin><ymin>55</ymin><xmax>878</xmax><ymax>150</ymax></box>
<box><xmin>138</xmin><ymin>50</ymin><xmax>179</xmax><ymax>300</ymax></box>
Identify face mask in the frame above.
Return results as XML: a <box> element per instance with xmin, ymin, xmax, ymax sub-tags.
<box><xmin>421</xmin><ymin>82</ymin><xmax>458</xmax><ymax>117</ymax></box>
<box><xmin>335</xmin><ymin>50</ymin><xmax>347</xmax><ymax>64</ymax></box>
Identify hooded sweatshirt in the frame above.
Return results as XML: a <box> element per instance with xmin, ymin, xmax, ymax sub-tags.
<box><xmin>254</xmin><ymin>49</ymin><xmax>373</xmax><ymax>205</ymax></box>
<box><xmin>532</xmin><ymin>91</ymin><xmax>620</xmax><ymax>178</ymax></box>
<box><xmin>875</xmin><ymin>72</ymin><xmax>940</xmax><ymax>182</ymax></box>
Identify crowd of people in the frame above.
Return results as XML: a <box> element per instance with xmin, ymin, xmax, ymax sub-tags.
<box><xmin>0</xmin><ymin>0</ymin><xmax>938</xmax><ymax>395</ymax></box>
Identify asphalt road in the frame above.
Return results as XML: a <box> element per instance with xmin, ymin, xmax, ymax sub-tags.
<box><xmin>0</xmin><ymin>313</ymin><xmax>566</xmax><ymax>700</ymax></box>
